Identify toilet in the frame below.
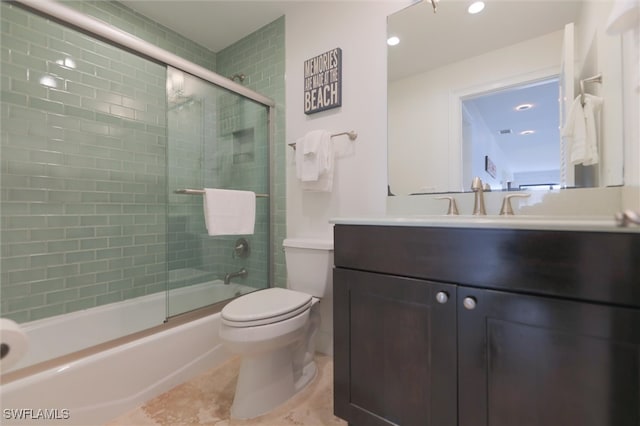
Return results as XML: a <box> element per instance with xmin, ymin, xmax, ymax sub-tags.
<box><xmin>218</xmin><ymin>238</ymin><xmax>333</xmax><ymax>419</ymax></box>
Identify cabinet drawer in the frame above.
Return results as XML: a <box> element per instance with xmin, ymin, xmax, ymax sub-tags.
<box><xmin>334</xmin><ymin>224</ymin><xmax>640</xmax><ymax>308</ymax></box>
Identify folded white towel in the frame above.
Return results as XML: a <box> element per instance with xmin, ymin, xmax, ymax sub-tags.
<box><xmin>203</xmin><ymin>188</ymin><xmax>255</xmax><ymax>236</ymax></box>
<box><xmin>295</xmin><ymin>130</ymin><xmax>335</xmax><ymax>192</ymax></box>
<box><xmin>562</xmin><ymin>94</ymin><xmax>603</xmax><ymax>166</ymax></box>
<box><xmin>295</xmin><ymin>130</ymin><xmax>332</xmax><ymax>182</ymax></box>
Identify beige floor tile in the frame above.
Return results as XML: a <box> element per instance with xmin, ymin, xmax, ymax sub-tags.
<box><xmin>107</xmin><ymin>354</ymin><xmax>345</xmax><ymax>426</ymax></box>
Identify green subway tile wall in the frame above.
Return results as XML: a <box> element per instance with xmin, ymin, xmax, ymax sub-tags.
<box><xmin>217</xmin><ymin>16</ymin><xmax>286</xmax><ymax>289</ymax></box>
<box><xmin>61</xmin><ymin>0</ymin><xmax>217</xmax><ymax>72</ymax></box>
<box><xmin>1</xmin><ymin>1</ymin><xmax>287</xmax><ymax>324</ymax></box>
<box><xmin>1</xmin><ymin>2</ymin><xmax>168</xmax><ymax>322</ymax></box>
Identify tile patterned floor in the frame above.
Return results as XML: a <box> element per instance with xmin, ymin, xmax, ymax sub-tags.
<box><xmin>106</xmin><ymin>355</ymin><xmax>346</xmax><ymax>426</ymax></box>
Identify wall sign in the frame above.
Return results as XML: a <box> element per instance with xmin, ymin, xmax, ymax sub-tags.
<box><xmin>485</xmin><ymin>155</ymin><xmax>497</xmax><ymax>178</ymax></box>
<box><xmin>304</xmin><ymin>48</ymin><xmax>342</xmax><ymax>114</ymax></box>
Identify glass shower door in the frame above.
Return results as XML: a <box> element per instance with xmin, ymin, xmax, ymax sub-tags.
<box><xmin>166</xmin><ymin>67</ymin><xmax>270</xmax><ymax>317</ymax></box>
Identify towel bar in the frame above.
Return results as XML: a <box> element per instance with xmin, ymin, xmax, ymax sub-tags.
<box><xmin>288</xmin><ymin>130</ymin><xmax>357</xmax><ymax>149</ymax></box>
<box><xmin>579</xmin><ymin>73</ymin><xmax>602</xmax><ymax>106</ymax></box>
<box><xmin>175</xmin><ymin>189</ymin><xmax>269</xmax><ymax>198</ymax></box>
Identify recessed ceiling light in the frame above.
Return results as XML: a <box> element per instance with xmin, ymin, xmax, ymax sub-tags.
<box><xmin>515</xmin><ymin>103</ymin><xmax>534</xmax><ymax>111</ymax></box>
<box><xmin>520</xmin><ymin>130</ymin><xmax>535</xmax><ymax>135</ymax></box>
<box><xmin>387</xmin><ymin>36</ymin><xmax>400</xmax><ymax>46</ymax></box>
<box><xmin>468</xmin><ymin>1</ymin><xmax>485</xmax><ymax>14</ymax></box>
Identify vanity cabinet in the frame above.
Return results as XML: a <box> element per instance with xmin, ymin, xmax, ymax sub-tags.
<box><xmin>333</xmin><ymin>224</ymin><xmax>640</xmax><ymax>426</ymax></box>
<box><xmin>334</xmin><ymin>268</ymin><xmax>457</xmax><ymax>425</ymax></box>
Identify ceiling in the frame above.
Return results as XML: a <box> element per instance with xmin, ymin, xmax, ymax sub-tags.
<box><xmin>121</xmin><ymin>1</ymin><xmax>581</xmax><ymax>82</ymax></box>
<box><xmin>387</xmin><ymin>1</ymin><xmax>582</xmax><ymax>178</ymax></box>
<box><xmin>121</xmin><ymin>0</ymin><xmax>577</xmax><ymax>178</ymax></box>
<box><xmin>388</xmin><ymin>0</ymin><xmax>582</xmax><ymax>82</ymax></box>
<box><xmin>120</xmin><ymin>1</ymin><xmax>298</xmax><ymax>53</ymax></box>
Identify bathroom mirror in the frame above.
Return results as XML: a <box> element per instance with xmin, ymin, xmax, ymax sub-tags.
<box><xmin>387</xmin><ymin>0</ymin><xmax>625</xmax><ymax>196</ymax></box>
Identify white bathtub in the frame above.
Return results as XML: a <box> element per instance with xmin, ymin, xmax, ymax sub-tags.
<box><xmin>1</xmin><ymin>281</ymin><xmax>256</xmax><ymax>426</ymax></box>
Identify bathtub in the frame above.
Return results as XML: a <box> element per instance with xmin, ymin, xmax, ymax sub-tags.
<box><xmin>1</xmin><ymin>280</ymin><xmax>256</xmax><ymax>426</ymax></box>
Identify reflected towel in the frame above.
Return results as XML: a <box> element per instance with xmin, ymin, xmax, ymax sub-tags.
<box><xmin>203</xmin><ymin>188</ymin><xmax>255</xmax><ymax>236</ymax></box>
<box><xmin>562</xmin><ymin>94</ymin><xmax>603</xmax><ymax>166</ymax></box>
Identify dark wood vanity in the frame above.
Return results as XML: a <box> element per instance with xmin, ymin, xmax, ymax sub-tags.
<box><xmin>333</xmin><ymin>223</ymin><xmax>640</xmax><ymax>426</ymax></box>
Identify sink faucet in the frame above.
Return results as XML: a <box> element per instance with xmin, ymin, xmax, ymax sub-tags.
<box><xmin>499</xmin><ymin>193</ymin><xmax>531</xmax><ymax>215</ymax></box>
<box><xmin>471</xmin><ymin>177</ymin><xmax>486</xmax><ymax>215</ymax></box>
<box><xmin>224</xmin><ymin>268</ymin><xmax>247</xmax><ymax>284</ymax></box>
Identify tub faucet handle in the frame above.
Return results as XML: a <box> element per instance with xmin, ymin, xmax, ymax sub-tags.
<box><xmin>232</xmin><ymin>238</ymin><xmax>250</xmax><ymax>259</ymax></box>
<box><xmin>499</xmin><ymin>193</ymin><xmax>531</xmax><ymax>216</ymax></box>
<box><xmin>435</xmin><ymin>196</ymin><xmax>459</xmax><ymax>215</ymax></box>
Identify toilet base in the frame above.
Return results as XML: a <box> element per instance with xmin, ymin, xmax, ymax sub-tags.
<box><xmin>230</xmin><ymin>346</ymin><xmax>317</xmax><ymax>419</ymax></box>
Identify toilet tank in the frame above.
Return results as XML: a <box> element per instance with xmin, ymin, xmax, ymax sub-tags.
<box><xmin>283</xmin><ymin>238</ymin><xmax>334</xmax><ymax>298</ymax></box>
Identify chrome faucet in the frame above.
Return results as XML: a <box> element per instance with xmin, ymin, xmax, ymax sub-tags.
<box><xmin>224</xmin><ymin>268</ymin><xmax>247</xmax><ymax>285</ymax></box>
<box><xmin>471</xmin><ymin>177</ymin><xmax>486</xmax><ymax>215</ymax></box>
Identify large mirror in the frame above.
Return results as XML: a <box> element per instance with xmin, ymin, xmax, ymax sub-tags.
<box><xmin>387</xmin><ymin>0</ymin><xmax>625</xmax><ymax>196</ymax></box>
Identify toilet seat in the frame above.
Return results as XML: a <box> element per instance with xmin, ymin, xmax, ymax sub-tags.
<box><xmin>222</xmin><ymin>287</ymin><xmax>312</xmax><ymax>327</ymax></box>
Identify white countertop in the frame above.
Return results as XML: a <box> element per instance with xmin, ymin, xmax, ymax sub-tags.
<box><xmin>330</xmin><ymin>215</ymin><xmax>640</xmax><ymax>233</ymax></box>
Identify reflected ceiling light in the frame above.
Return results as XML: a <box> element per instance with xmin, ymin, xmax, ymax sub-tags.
<box><xmin>55</xmin><ymin>57</ymin><xmax>76</xmax><ymax>69</ymax></box>
<box><xmin>520</xmin><ymin>130</ymin><xmax>535</xmax><ymax>135</ymax></box>
<box><xmin>39</xmin><ymin>75</ymin><xmax>57</xmax><ymax>88</ymax></box>
<box><xmin>515</xmin><ymin>103</ymin><xmax>534</xmax><ymax>111</ymax></box>
<box><xmin>387</xmin><ymin>36</ymin><xmax>400</xmax><ymax>46</ymax></box>
<box><xmin>468</xmin><ymin>1</ymin><xmax>485</xmax><ymax>14</ymax></box>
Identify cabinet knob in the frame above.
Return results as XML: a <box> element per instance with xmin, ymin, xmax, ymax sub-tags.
<box><xmin>436</xmin><ymin>291</ymin><xmax>449</xmax><ymax>304</ymax></box>
<box><xmin>463</xmin><ymin>297</ymin><xmax>477</xmax><ymax>310</ymax></box>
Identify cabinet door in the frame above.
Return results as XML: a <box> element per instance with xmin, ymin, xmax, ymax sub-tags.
<box><xmin>458</xmin><ymin>287</ymin><xmax>640</xmax><ymax>426</ymax></box>
<box><xmin>334</xmin><ymin>268</ymin><xmax>457</xmax><ymax>426</ymax></box>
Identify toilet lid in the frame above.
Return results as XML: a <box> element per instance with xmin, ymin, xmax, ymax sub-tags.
<box><xmin>221</xmin><ymin>287</ymin><xmax>312</xmax><ymax>327</ymax></box>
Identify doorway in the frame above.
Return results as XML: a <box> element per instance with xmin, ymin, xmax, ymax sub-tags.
<box><xmin>461</xmin><ymin>78</ymin><xmax>560</xmax><ymax>190</ymax></box>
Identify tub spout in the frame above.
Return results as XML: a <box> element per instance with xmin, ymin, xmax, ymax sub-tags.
<box><xmin>224</xmin><ymin>268</ymin><xmax>247</xmax><ymax>285</ymax></box>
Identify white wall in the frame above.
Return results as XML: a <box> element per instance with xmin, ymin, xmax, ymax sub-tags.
<box><xmin>621</xmin><ymin>10</ymin><xmax>640</xmax><ymax>210</ymax></box>
<box><xmin>285</xmin><ymin>1</ymin><xmax>411</xmax><ymax>239</ymax></box>
<box><xmin>463</xmin><ymin>103</ymin><xmax>513</xmax><ymax>190</ymax></box>
<box><xmin>284</xmin><ymin>1</ymin><xmax>411</xmax><ymax>355</ymax></box>
<box><xmin>388</xmin><ymin>30</ymin><xmax>564</xmax><ymax>195</ymax></box>
<box><xmin>575</xmin><ymin>0</ymin><xmax>625</xmax><ymax>188</ymax></box>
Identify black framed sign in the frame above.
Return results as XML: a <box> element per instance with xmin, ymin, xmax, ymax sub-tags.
<box><xmin>303</xmin><ymin>48</ymin><xmax>342</xmax><ymax>114</ymax></box>
<box><xmin>485</xmin><ymin>155</ymin><xmax>497</xmax><ymax>178</ymax></box>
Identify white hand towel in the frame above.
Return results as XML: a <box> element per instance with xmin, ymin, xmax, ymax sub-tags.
<box><xmin>562</xmin><ymin>94</ymin><xmax>603</xmax><ymax>166</ymax></box>
<box><xmin>582</xmin><ymin>94</ymin><xmax>604</xmax><ymax>166</ymax></box>
<box><xmin>203</xmin><ymin>188</ymin><xmax>255</xmax><ymax>236</ymax></box>
<box><xmin>295</xmin><ymin>130</ymin><xmax>331</xmax><ymax>182</ymax></box>
<box><xmin>301</xmin><ymin>132</ymin><xmax>334</xmax><ymax>192</ymax></box>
